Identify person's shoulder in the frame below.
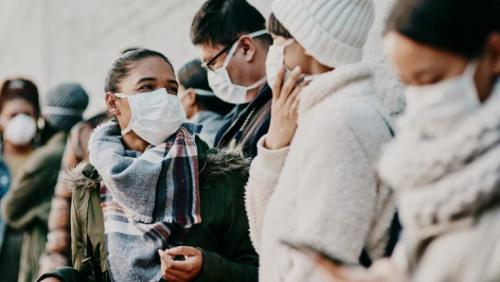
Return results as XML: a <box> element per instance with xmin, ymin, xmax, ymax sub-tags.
<box><xmin>64</xmin><ymin>162</ymin><xmax>101</xmax><ymax>197</ymax></box>
<box><xmin>30</xmin><ymin>131</ymin><xmax>67</xmax><ymax>164</ymax></box>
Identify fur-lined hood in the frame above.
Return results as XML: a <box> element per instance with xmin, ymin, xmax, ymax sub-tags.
<box><xmin>64</xmin><ymin>149</ymin><xmax>249</xmax><ymax>192</ymax></box>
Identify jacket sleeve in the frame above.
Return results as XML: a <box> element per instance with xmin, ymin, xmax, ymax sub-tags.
<box><xmin>286</xmin><ymin>123</ymin><xmax>379</xmax><ymax>281</ymax></box>
<box><xmin>196</xmin><ymin>170</ymin><xmax>259</xmax><ymax>282</ymax></box>
<box><xmin>1</xmin><ymin>148</ymin><xmax>62</xmax><ymax>230</ymax></box>
<box><xmin>244</xmin><ymin>136</ymin><xmax>289</xmax><ymax>253</ymax></box>
<box><xmin>36</xmin><ymin>267</ymin><xmax>84</xmax><ymax>282</ymax></box>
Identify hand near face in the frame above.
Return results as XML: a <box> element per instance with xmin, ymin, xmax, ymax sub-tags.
<box><xmin>158</xmin><ymin>246</ymin><xmax>203</xmax><ymax>282</ymax></box>
<box><xmin>265</xmin><ymin>66</ymin><xmax>307</xmax><ymax>150</ymax></box>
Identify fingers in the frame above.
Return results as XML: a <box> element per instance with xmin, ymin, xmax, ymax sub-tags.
<box><xmin>280</xmin><ymin>66</ymin><xmax>302</xmax><ymax>103</ymax></box>
<box><xmin>159</xmin><ymin>250</ymin><xmax>191</xmax><ymax>281</ymax></box>
<box><xmin>285</xmin><ymin>82</ymin><xmax>302</xmax><ymax>109</ymax></box>
<box><xmin>168</xmin><ymin>257</ymin><xmax>197</xmax><ymax>272</ymax></box>
<box><xmin>166</xmin><ymin>246</ymin><xmax>199</xmax><ymax>256</ymax></box>
<box><xmin>272</xmin><ymin>65</ymin><xmax>286</xmax><ymax>100</ymax></box>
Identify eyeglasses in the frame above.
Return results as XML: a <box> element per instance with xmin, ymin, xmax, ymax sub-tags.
<box><xmin>201</xmin><ymin>31</ymin><xmax>269</xmax><ymax>72</ymax></box>
<box><xmin>201</xmin><ymin>40</ymin><xmax>237</xmax><ymax>72</ymax></box>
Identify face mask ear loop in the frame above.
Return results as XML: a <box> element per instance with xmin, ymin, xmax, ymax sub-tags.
<box><xmin>222</xmin><ymin>29</ymin><xmax>269</xmax><ymax>70</ymax></box>
<box><xmin>464</xmin><ymin>61</ymin><xmax>479</xmax><ymax>77</ymax></box>
<box><xmin>113</xmin><ymin>93</ymin><xmax>133</xmax><ymax>136</ymax></box>
<box><xmin>221</xmin><ymin>41</ymin><xmax>240</xmax><ymax>70</ymax></box>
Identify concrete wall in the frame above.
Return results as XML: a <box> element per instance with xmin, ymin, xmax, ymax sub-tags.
<box><xmin>0</xmin><ymin>0</ymin><xmax>404</xmax><ymax>116</ymax></box>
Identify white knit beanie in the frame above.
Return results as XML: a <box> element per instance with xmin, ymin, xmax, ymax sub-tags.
<box><xmin>271</xmin><ymin>0</ymin><xmax>375</xmax><ymax>67</ymax></box>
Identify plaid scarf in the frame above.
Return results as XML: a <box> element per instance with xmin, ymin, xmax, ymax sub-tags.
<box><xmin>88</xmin><ymin>121</ymin><xmax>201</xmax><ymax>282</ymax></box>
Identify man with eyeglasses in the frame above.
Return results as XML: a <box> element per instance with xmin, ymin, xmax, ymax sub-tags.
<box><xmin>191</xmin><ymin>0</ymin><xmax>272</xmax><ymax>157</ymax></box>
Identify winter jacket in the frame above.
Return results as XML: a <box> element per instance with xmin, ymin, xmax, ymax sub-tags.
<box><xmin>39</xmin><ymin>138</ymin><xmax>258</xmax><ymax>282</ymax></box>
<box><xmin>1</xmin><ymin>131</ymin><xmax>67</xmax><ymax>282</ymax></box>
<box><xmin>214</xmin><ymin>84</ymin><xmax>271</xmax><ymax>158</ymax></box>
<box><xmin>245</xmin><ymin>64</ymin><xmax>396</xmax><ymax>282</ymax></box>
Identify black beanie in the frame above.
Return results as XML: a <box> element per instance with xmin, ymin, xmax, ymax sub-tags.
<box><xmin>387</xmin><ymin>0</ymin><xmax>500</xmax><ymax>58</ymax></box>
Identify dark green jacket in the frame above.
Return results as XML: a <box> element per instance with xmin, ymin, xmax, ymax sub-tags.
<box><xmin>2</xmin><ymin>132</ymin><xmax>67</xmax><ymax>282</ymax></box>
<box><xmin>39</xmin><ymin>139</ymin><xmax>258</xmax><ymax>282</ymax></box>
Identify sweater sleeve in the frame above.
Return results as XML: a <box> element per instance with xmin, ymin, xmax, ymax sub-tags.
<box><xmin>244</xmin><ymin>135</ymin><xmax>289</xmax><ymax>254</ymax></box>
<box><xmin>286</xmin><ymin>123</ymin><xmax>379</xmax><ymax>281</ymax></box>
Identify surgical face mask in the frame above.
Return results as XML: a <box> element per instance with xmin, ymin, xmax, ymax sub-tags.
<box><xmin>404</xmin><ymin>61</ymin><xmax>481</xmax><ymax>134</ymax></box>
<box><xmin>115</xmin><ymin>88</ymin><xmax>186</xmax><ymax>146</ymax></box>
<box><xmin>207</xmin><ymin>30</ymin><xmax>268</xmax><ymax>104</ymax></box>
<box><xmin>3</xmin><ymin>114</ymin><xmax>37</xmax><ymax>146</ymax></box>
<box><xmin>265</xmin><ymin>39</ymin><xmax>294</xmax><ymax>87</ymax></box>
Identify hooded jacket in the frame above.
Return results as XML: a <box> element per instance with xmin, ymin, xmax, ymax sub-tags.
<box><xmin>38</xmin><ymin>138</ymin><xmax>258</xmax><ymax>282</ymax></box>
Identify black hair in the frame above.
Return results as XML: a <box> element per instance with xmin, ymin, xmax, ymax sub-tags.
<box><xmin>178</xmin><ymin>59</ymin><xmax>233</xmax><ymax>116</ymax></box>
<box><xmin>267</xmin><ymin>13</ymin><xmax>293</xmax><ymax>39</ymax></box>
<box><xmin>0</xmin><ymin>78</ymin><xmax>41</xmax><ymax>118</ymax></box>
<box><xmin>178</xmin><ymin>59</ymin><xmax>211</xmax><ymax>91</ymax></box>
<box><xmin>121</xmin><ymin>47</ymin><xmax>141</xmax><ymax>55</ymax></box>
<box><xmin>190</xmin><ymin>0</ymin><xmax>271</xmax><ymax>47</ymax></box>
<box><xmin>104</xmin><ymin>48</ymin><xmax>174</xmax><ymax>93</ymax></box>
<box><xmin>385</xmin><ymin>0</ymin><xmax>500</xmax><ymax>58</ymax></box>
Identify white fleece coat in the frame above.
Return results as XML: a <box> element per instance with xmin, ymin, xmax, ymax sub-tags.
<box><xmin>245</xmin><ymin>63</ymin><xmax>396</xmax><ymax>282</ymax></box>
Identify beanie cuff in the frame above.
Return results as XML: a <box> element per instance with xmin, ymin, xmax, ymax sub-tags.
<box><xmin>271</xmin><ymin>0</ymin><xmax>367</xmax><ymax>67</ymax></box>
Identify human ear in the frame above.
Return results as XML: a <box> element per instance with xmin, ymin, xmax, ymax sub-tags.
<box><xmin>239</xmin><ymin>37</ymin><xmax>257</xmax><ymax>63</ymax></box>
<box><xmin>185</xmin><ymin>89</ymin><xmax>197</xmax><ymax>107</ymax></box>
<box><xmin>105</xmin><ymin>92</ymin><xmax>121</xmax><ymax>116</ymax></box>
<box><xmin>486</xmin><ymin>33</ymin><xmax>500</xmax><ymax>76</ymax></box>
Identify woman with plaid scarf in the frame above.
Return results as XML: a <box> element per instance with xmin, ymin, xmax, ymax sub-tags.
<box><xmin>38</xmin><ymin>49</ymin><xmax>258</xmax><ymax>282</ymax></box>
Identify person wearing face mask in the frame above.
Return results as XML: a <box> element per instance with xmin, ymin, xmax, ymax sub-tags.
<box><xmin>244</xmin><ymin>0</ymin><xmax>399</xmax><ymax>281</ymax></box>
<box><xmin>0</xmin><ymin>78</ymin><xmax>41</xmax><ymax>282</ymax></box>
<box><xmin>37</xmin><ymin>49</ymin><xmax>258</xmax><ymax>282</ymax></box>
<box><xmin>315</xmin><ymin>0</ymin><xmax>500</xmax><ymax>281</ymax></box>
<box><xmin>190</xmin><ymin>0</ymin><xmax>273</xmax><ymax>157</ymax></box>
<box><xmin>178</xmin><ymin>59</ymin><xmax>233</xmax><ymax>147</ymax></box>
<box><xmin>1</xmin><ymin>82</ymin><xmax>89</xmax><ymax>282</ymax></box>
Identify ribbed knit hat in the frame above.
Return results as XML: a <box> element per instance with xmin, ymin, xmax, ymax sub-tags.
<box><xmin>271</xmin><ymin>0</ymin><xmax>375</xmax><ymax>67</ymax></box>
<box><xmin>44</xmin><ymin>83</ymin><xmax>89</xmax><ymax>131</ymax></box>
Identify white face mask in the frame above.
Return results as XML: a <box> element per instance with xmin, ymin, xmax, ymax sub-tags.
<box><xmin>3</xmin><ymin>114</ymin><xmax>37</xmax><ymax>146</ymax></box>
<box><xmin>207</xmin><ymin>30</ymin><xmax>268</xmax><ymax>104</ymax></box>
<box><xmin>115</xmin><ymin>88</ymin><xmax>186</xmax><ymax>146</ymax></box>
<box><xmin>265</xmin><ymin>39</ymin><xmax>294</xmax><ymax>87</ymax></box>
<box><xmin>404</xmin><ymin>61</ymin><xmax>481</xmax><ymax>134</ymax></box>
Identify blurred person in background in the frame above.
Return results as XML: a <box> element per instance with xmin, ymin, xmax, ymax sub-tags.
<box><xmin>315</xmin><ymin>0</ymin><xmax>500</xmax><ymax>281</ymax></box>
<box><xmin>38</xmin><ymin>49</ymin><xmax>258</xmax><ymax>282</ymax></box>
<box><xmin>38</xmin><ymin>113</ymin><xmax>107</xmax><ymax>275</ymax></box>
<box><xmin>0</xmin><ymin>78</ymin><xmax>41</xmax><ymax>282</ymax></box>
<box><xmin>1</xmin><ymin>83</ymin><xmax>89</xmax><ymax>282</ymax></box>
<box><xmin>178</xmin><ymin>59</ymin><xmax>233</xmax><ymax>146</ymax></box>
<box><xmin>245</xmin><ymin>0</ymin><xmax>398</xmax><ymax>281</ymax></box>
<box><xmin>191</xmin><ymin>0</ymin><xmax>273</xmax><ymax>157</ymax></box>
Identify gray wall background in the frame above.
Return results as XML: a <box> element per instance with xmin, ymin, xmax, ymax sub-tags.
<box><xmin>0</xmin><ymin>0</ymin><xmax>404</xmax><ymax>116</ymax></box>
